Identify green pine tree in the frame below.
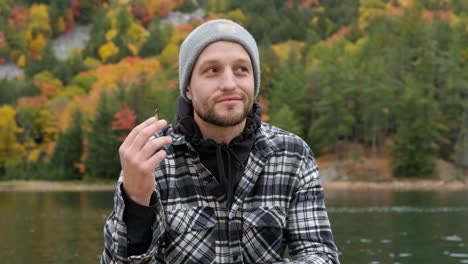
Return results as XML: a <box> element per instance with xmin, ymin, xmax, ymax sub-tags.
<box><xmin>269</xmin><ymin>51</ymin><xmax>308</xmax><ymax>138</ymax></box>
<box><xmin>85</xmin><ymin>92</ymin><xmax>121</xmax><ymax>179</ymax></box>
<box><xmin>49</xmin><ymin>109</ymin><xmax>84</xmax><ymax>180</ymax></box>
<box><xmin>392</xmin><ymin>77</ymin><xmax>442</xmax><ymax>177</ymax></box>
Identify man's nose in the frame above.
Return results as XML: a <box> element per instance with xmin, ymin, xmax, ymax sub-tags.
<box><xmin>219</xmin><ymin>69</ymin><xmax>236</xmax><ymax>91</ymax></box>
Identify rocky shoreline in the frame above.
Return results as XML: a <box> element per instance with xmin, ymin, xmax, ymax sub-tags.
<box><xmin>1</xmin><ymin>179</ymin><xmax>467</xmax><ymax>192</ymax></box>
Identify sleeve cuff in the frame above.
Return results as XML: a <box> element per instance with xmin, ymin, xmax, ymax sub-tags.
<box><xmin>121</xmin><ymin>185</ymin><xmax>158</xmax><ymax>223</ymax></box>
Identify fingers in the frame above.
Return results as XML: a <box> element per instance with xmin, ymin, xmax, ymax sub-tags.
<box><xmin>129</xmin><ymin>119</ymin><xmax>168</xmax><ymax>151</ymax></box>
<box><xmin>121</xmin><ymin>117</ymin><xmax>156</xmax><ymax>149</ymax></box>
<box><xmin>144</xmin><ymin>149</ymin><xmax>168</xmax><ymax>172</ymax></box>
<box><xmin>140</xmin><ymin>136</ymin><xmax>172</xmax><ymax>160</ymax></box>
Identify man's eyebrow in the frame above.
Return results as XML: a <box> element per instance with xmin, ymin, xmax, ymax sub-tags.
<box><xmin>197</xmin><ymin>59</ymin><xmax>221</xmax><ymax>67</ymax></box>
<box><xmin>197</xmin><ymin>58</ymin><xmax>252</xmax><ymax>67</ymax></box>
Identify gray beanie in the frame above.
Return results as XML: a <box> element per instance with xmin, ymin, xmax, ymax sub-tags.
<box><xmin>179</xmin><ymin>19</ymin><xmax>260</xmax><ymax>102</ymax></box>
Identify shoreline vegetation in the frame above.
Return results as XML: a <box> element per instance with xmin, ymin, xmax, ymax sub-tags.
<box><xmin>1</xmin><ymin>179</ymin><xmax>467</xmax><ymax>192</ymax></box>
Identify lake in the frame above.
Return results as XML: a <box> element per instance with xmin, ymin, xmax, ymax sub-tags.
<box><xmin>1</xmin><ymin>190</ymin><xmax>467</xmax><ymax>263</ymax></box>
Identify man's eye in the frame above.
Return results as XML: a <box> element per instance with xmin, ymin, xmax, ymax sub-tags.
<box><xmin>236</xmin><ymin>67</ymin><xmax>249</xmax><ymax>73</ymax></box>
<box><xmin>205</xmin><ymin>67</ymin><xmax>217</xmax><ymax>73</ymax></box>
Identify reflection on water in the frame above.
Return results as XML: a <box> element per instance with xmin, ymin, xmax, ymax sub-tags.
<box><xmin>0</xmin><ymin>190</ymin><xmax>467</xmax><ymax>263</ymax></box>
<box><xmin>327</xmin><ymin>190</ymin><xmax>468</xmax><ymax>264</ymax></box>
<box><xmin>0</xmin><ymin>192</ymin><xmax>113</xmax><ymax>264</ymax></box>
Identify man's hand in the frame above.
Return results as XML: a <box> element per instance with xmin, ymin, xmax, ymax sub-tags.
<box><xmin>119</xmin><ymin>117</ymin><xmax>172</xmax><ymax>206</ymax></box>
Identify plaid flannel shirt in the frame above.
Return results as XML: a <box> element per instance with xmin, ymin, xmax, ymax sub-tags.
<box><xmin>101</xmin><ymin>122</ymin><xmax>339</xmax><ymax>264</ymax></box>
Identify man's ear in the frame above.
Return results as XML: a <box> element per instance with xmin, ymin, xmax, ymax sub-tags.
<box><xmin>186</xmin><ymin>86</ymin><xmax>192</xmax><ymax>100</ymax></box>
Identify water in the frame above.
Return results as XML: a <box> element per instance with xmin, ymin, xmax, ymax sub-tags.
<box><xmin>1</xmin><ymin>190</ymin><xmax>467</xmax><ymax>263</ymax></box>
<box><xmin>327</xmin><ymin>190</ymin><xmax>468</xmax><ymax>263</ymax></box>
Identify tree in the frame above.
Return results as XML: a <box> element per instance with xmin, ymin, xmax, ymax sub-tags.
<box><xmin>85</xmin><ymin>92</ymin><xmax>121</xmax><ymax>179</ymax></box>
<box><xmin>25</xmin><ymin>42</ymin><xmax>58</xmax><ymax>78</ymax></box>
<box><xmin>49</xmin><ymin>109</ymin><xmax>84</xmax><ymax>179</ymax></box>
<box><xmin>0</xmin><ymin>105</ymin><xmax>24</xmax><ymax>174</ymax></box>
<box><xmin>268</xmin><ymin>51</ymin><xmax>308</xmax><ymax>139</ymax></box>
<box><xmin>82</xmin><ymin>8</ymin><xmax>111</xmax><ymax>59</ymax></box>
<box><xmin>392</xmin><ymin>77</ymin><xmax>442</xmax><ymax>177</ymax></box>
<box><xmin>306</xmin><ymin>41</ymin><xmax>355</xmax><ymax>159</ymax></box>
<box><xmin>269</xmin><ymin>105</ymin><xmax>303</xmax><ymax>136</ymax></box>
<box><xmin>139</xmin><ymin>20</ymin><xmax>170</xmax><ymax>58</ymax></box>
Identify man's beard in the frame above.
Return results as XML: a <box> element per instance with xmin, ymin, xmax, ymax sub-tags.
<box><xmin>193</xmin><ymin>96</ymin><xmax>253</xmax><ymax>127</ymax></box>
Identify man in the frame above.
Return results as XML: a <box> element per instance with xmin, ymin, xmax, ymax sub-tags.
<box><xmin>101</xmin><ymin>19</ymin><xmax>339</xmax><ymax>264</ymax></box>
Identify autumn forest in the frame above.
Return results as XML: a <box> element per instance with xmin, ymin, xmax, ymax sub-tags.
<box><xmin>0</xmin><ymin>0</ymin><xmax>467</xmax><ymax>181</ymax></box>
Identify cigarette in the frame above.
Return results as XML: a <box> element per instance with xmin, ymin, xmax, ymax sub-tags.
<box><xmin>154</xmin><ymin>107</ymin><xmax>159</xmax><ymax>120</ymax></box>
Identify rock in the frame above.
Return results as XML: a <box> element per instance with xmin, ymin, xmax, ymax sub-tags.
<box><xmin>52</xmin><ymin>24</ymin><xmax>91</xmax><ymax>60</ymax></box>
<box><xmin>0</xmin><ymin>62</ymin><xmax>24</xmax><ymax>80</ymax></box>
<box><xmin>163</xmin><ymin>8</ymin><xmax>205</xmax><ymax>26</ymax></box>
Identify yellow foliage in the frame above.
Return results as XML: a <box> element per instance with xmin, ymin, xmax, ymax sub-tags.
<box><xmin>35</xmin><ymin>108</ymin><xmax>59</xmax><ymax>143</ymax></box>
<box><xmin>345</xmin><ymin>37</ymin><xmax>367</xmax><ymax>57</ymax></box>
<box><xmin>105</xmin><ymin>29</ymin><xmax>118</xmax><ymax>41</ymax></box>
<box><xmin>0</xmin><ymin>105</ymin><xmax>24</xmax><ymax>168</ymax></box>
<box><xmin>159</xmin><ymin>43</ymin><xmax>179</xmax><ymax>67</ymax></box>
<box><xmin>26</xmin><ymin>32</ymin><xmax>47</xmax><ymax>59</ymax></box>
<box><xmin>90</xmin><ymin>57</ymin><xmax>161</xmax><ymax>92</ymax></box>
<box><xmin>463</xmin><ymin>48</ymin><xmax>468</xmax><ymax>61</ymax></box>
<box><xmin>82</xmin><ymin>57</ymin><xmax>161</xmax><ymax>118</ymax></box>
<box><xmin>29</xmin><ymin>4</ymin><xmax>52</xmax><ymax>36</ymax></box>
<box><xmin>398</xmin><ymin>0</ymin><xmax>414</xmax><ymax>8</ymax></box>
<box><xmin>310</xmin><ymin>16</ymin><xmax>319</xmax><ymax>27</ymax></box>
<box><xmin>99</xmin><ymin>41</ymin><xmax>120</xmax><ymax>62</ymax></box>
<box><xmin>83</xmin><ymin>57</ymin><xmax>101</xmax><ymax>69</ymax></box>
<box><xmin>17</xmin><ymin>55</ymin><xmax>26</xmax><ymax>67</ymax></box>
<box><xmin>28</xmin><ymin>147</ymin><xmax>42</xmax><ymax>163</ymax></box>
<box><xmin>272</xmin><ymin>41</ymin><xmax>305</xmax><ymax>63</ymax></box>
<box><xmin>358</xmin><ymin>0</ymin><xmax>386</xmax><ymax>30</ymax></box>
<box><xmin>128</xmin><ymin>44</ymin><xmax>139</xmax><ymax>56</ymax></box>
<box><xmin>170</xmin><ymin>25</ymin><xmax>192</xmax><ymax>45</ymax></box>
<box><xmin>127</xmin><ymin>22</ymin><xmax>148</xmax><ymax>46</ymax></box>
<box><xmin>57</xmin><ymin>17</ymin><xmax>66</xmax><ymax>33</ymax></box>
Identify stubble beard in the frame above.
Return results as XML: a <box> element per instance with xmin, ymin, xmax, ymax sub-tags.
<box><xmin>194</xmin><ymin>96</ymin><xmax>253</xmax><ymax>127</ymax></box>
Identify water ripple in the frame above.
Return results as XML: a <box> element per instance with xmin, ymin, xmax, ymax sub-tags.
<box><xmin>329</xmin><ymin>206</ymin><xmax>468</xmax><ymax>213</ymax></box>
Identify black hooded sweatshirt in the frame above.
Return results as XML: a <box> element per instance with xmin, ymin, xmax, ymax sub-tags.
<box><xmin>122</xmin><ymin>97</ymin><xmax>262</xmax><ymax>256</ymax></box>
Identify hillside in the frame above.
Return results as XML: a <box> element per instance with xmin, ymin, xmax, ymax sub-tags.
<box><xmin>0</xmin><ymin>0</ymin><xmax>466</xmax><ymax>181</ymax></box>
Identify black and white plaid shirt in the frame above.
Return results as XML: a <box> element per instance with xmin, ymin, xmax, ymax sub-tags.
<box><xmin>101</xmin><ymin>122</ymin><xmax>339</xmax><ymax>264</ymax></box>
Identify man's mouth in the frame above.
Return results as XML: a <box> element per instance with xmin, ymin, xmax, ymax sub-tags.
<box><xmin>217</xmin><ymin>96</ymin><xmax>242</xmax><ymax>103</ymax></box>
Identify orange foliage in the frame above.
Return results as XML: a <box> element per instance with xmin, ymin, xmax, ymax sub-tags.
<box><xmin>300</xmin><ymin>0</ymin><xmax>320</xmax><ymax>8</ymax></box>
<box><xmin>8</xmin><ymin>6</ymin><xmax>29</xmax><ymax>29</ymax></box>
<box><xmin>33</xmin><ymin>71</ymin><xmax>63</xmax><ymax>99</ymax></box>
<box><xmin>385</xmin><ymin>2</ymin><xmax>404</xmax><ymax>16</ymax></box>
<box><xmin>16</xmin><ymin>95</ymin><xmax>48</xmax><ymax>108</ymax></box>
<box><xmin>325</xmin><ymin>26</ymin><xmax>350</xmax><ymax>46</ymax></box>
<box><xmin>170</xmin><ymin>24</ymin><xmax>193</xmax><ymax>44</ymax></box>
<box><xmin>64</xmin><ymin>10</ymin><xmax>75</xmax><ymax>32</ymax></box>
<box><xmin>82</xmin><ymin>57</ymin><xmax>161</xmax><ymax>118</ymax></box>
<box><xmin>0</xmin><ymin>32</ymin><xmax>6</xmax><ymax>49</ymax></box>
<box><xmin>421</xmin><ymin>10</ymin><xmax>454</xmax><ymax>23</ymax></box>
<box><xmin>40</xmin><ymin>82</ymin><xmax>62</xmax><ymax>98</ymax></box>
<box><xmin>112</xmin><ymin>104</ymin><xmax>137</xmax><ymax>142</ymax></box>
<box><xmin>89</xmin><ymin>56</ymin><xmax>161</xmax><ymax>92</ymax></box>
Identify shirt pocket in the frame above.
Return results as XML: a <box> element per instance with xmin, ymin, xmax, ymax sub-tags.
<box><xmin>164</xmin><ymin>206</ymin><xmax>216</xmax><ymax>264</ymax></box>
<box><xmin>242</xmin><ymin>206</ymin><xmax>287</xmax><ymax>263</ymax></box>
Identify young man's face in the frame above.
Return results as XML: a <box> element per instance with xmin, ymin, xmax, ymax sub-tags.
<box><xmin>187</xmin><ymin>41</ymin><xmax>254</xmax><ymax>127</ymax></box>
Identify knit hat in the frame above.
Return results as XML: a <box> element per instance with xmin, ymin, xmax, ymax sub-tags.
<box><xmin>179</xmin><ymin>19</ymin><xmax>260</xmax><ymax>102</ymax></box>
